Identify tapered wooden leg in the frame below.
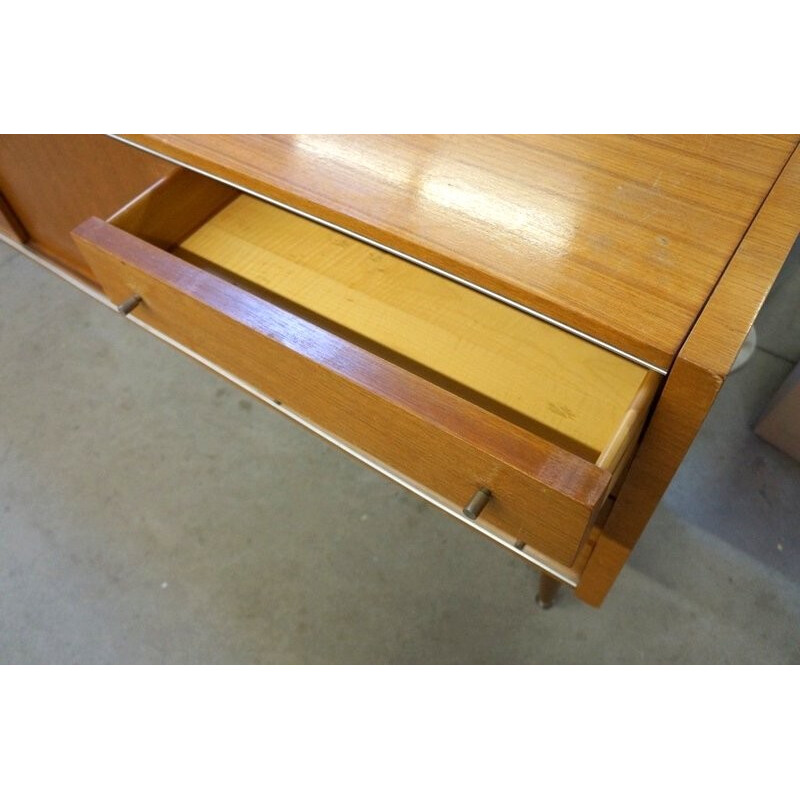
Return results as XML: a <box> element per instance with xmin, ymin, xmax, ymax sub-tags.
<box><xmin>536</xmin><ymin>571</ymin><xmax>561</xmax><ymax>610</ymax></box>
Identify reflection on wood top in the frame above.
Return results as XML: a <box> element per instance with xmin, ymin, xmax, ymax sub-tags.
<box><xmin>124</xmin><ymin>134</ymin><xmax>799</xmax><ymax>369</ymax></box>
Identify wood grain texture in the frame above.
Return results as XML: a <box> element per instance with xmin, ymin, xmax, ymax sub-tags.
<box><xmin>576</xmin><ymin>144</ymin><xmax>800</xmax><ymax>605</ymax></box>
<box><xmin>175</xmin><ymin>193</ymin><xmax>650</xmax><ymax>459</ymax></box>
<box><xmin>0</xmin><ymin>192</ymin><xmax>26</xmax><ymax>242</ymax></box>
<box><xmin>123</xmin><ymin>134</ymin><xmax>798</xmax><ymax>369</ymax></box>
<box><xmin>595</xmin><ymin>371</ymin><xmax>661</xmax><ymax>470</ymax></box>
<box><xmin>73</xmin><ymin>216</ymin><xmax>618</xmax><ymax>564</ymax></box>
<box><xmin>110</xmin><ymin>168</ymin><xmax>238</xmax><ymax>249</ymax></box>
<box><xmin>0</xmin><ymin>135</ymin><xmax>172</xmax><ymax>281</ymax></box>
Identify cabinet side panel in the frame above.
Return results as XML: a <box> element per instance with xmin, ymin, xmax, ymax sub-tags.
<box><xmin>577</xmin><ymin>145</ymin><xmax>800</xmax><ymax>606</ymax></box>
<box><xmin>0</xmin><ymin>135</ymin><xmax>173</xmax><ymax>282</ymax></box>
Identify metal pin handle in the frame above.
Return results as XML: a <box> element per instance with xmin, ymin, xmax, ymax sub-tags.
<box><xmin>463</xmin><ymin>487</ymin><xmax>492</xmax><ymax>520</ymax></box>
<box><xmin>117</xmin><ymin>294</ymin><xmax>142</xmax><ymax>315</ymax></box>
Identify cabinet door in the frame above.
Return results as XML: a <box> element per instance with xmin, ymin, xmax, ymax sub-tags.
<box><xmin>0</xmin><ymin>135</ymin><xmax>172</xmax><ymax>282</ymax></box>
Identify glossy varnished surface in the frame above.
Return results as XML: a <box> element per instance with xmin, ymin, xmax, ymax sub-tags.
<box><xmin>124</xmin><ymin>134</ymin><xmax>798</xmax><ymax>369</ymax></box>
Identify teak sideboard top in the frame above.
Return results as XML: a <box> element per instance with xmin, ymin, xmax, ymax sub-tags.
<box><xmin>125</xmin><ymin>133</ymin><xmax>800</xmax><ymax>371</ymax></box>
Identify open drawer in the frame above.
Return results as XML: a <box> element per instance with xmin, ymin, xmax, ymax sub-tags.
<box><xmin>72</xmin><ymin>169</ymin><xmax>660</xmax><ymax>566</ymax></box>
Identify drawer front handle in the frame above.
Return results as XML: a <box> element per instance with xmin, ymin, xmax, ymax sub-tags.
<box><xmin>117</xmin><ymin>294</ymin><xmax>142</xmax><ymax>315</ymax></box>
<box><xmin>463</xmin><ymin>487</ymin><xmax>492</xmax><ymax>520</ymax></box>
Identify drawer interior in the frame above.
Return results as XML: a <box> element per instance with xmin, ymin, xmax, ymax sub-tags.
<box><xmin>109</xmin><ymin>170</ymin><xmax>659</xmax><ymax>464</ymax></box>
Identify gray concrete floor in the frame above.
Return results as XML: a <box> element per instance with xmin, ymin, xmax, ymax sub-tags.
<box><xmin>1</xmin><ymin>239</ymin><xmax>799</xmax><ymax>663</ymax></box>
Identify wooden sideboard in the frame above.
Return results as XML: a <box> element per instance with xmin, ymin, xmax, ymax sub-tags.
<box><xmin>2</xmin><ymin>134</ymin><xmax>798</xmax><ymax>607</ymax></box>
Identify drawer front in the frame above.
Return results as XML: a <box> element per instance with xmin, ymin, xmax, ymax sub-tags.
<box><xmin>74</xmin><ymin>217</ymin><xmax>612</xmax><ymax>565</ymax></box>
